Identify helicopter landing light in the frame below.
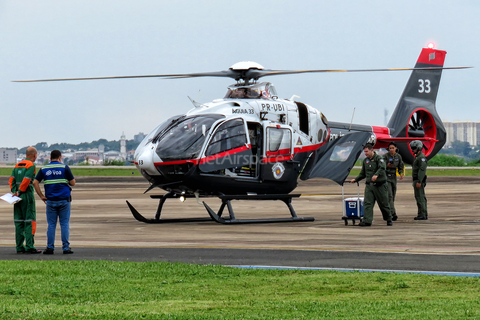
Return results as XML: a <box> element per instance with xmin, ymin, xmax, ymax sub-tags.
<box><xmin>230</xmin><ymin>61</ymin><xmax>264</xmax><ymax>71</ymax></box>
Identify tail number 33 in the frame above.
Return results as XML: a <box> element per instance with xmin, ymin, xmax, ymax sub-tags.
<box><xmin>418</xmin><ymin>79</ymin><xmax>431</xmax><ymax>93</ymax></box>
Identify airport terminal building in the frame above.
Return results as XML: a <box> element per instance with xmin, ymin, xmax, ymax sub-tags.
<box><xmin>0</xmin><ymin>148</ymin><xmax>17</xmax><ymax>165</ymax></box>
<box><xmin>444</xmin><ymin>120</ymin><xmax>480</xmax><ymax>146</ymax></box>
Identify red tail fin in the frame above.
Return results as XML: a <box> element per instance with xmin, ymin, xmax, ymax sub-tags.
<box><xmin>416</xmin><ymin>48</ymin><xmax>446</xmax><ymax>66</ymax></box>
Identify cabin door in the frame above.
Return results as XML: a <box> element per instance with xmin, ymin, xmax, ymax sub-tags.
<box><xmin>198</xmin><ymin>118</ymin><xmax>254</xmax><ymax>175</ymax></box>
<box><xmin>261</xmin><ymin>125</ymin><xmax>297</xmax><ymax>182</ymax></box>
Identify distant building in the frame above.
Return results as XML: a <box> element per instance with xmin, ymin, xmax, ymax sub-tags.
<box><xmin>73</xmin><ymin>150</ymin><xmax>102</xmax><ymax>162</ymax></box>
<box><xmin>36</xmin><ymin>151</ymin><xmax>50</xmax><ymax>164</ymax></box>
<box><xmin>0</xmin><ymin>148</ymin><xmax>17</xmax><ymax>164</ymax></box>
<box><xmin>104</xmin><ymin>150</ymin><xmax>121</xmax><ymax>160</ymax></box>
<box><xmin>134</xmin><ymin>132</ymin><xmax>146</xmax><ymax>143</ymax></box>
<box><xmin>443</xmin><ymin>120</ymin><xmax>480</xmax><ymax>146</ymax></box>
<box><xmin>127</xmin><ymin>150</ymin><xmax>135</xmax><ymax>161</ymax></box>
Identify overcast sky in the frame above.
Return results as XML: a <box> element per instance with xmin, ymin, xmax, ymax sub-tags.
<box><xmin>1</xmin><ymin>0</ymin><xmax>478</xmax><ymax>149</ymax></box>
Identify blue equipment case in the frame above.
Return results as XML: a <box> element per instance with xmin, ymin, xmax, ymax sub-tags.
<box><xmin>342</xmin><ymin>182</ymin><xmax>364</xmax><ymax>225</ymax></box>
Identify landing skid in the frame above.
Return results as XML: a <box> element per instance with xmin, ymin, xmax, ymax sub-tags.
<box><xmin>127</xmin><ymin>192</ymin><xmax>314</xmax><ymax>224</ymax></box>
<box><xmin>126</xmin><ymin>192</ymin><xmax>213</xmax><ymax>223</ymax></box>
<box><xmin>203</xmin><ymin>194</ymin><xmax>315</xmax><ymax>224</ymax></box>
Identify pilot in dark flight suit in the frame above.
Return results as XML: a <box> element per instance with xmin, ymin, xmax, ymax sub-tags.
<box><xmin>351</xmin><ymin>143</ymin><xmax>392</xmax><ymax>227</ymax></box>
<box><xmin>383</xmin><ymin>142</ymin><xmax>404</xmax><ymax>221</ymax></box>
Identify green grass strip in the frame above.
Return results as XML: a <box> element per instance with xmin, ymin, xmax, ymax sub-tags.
<box><xmin>0</xmin><ymin>260</ymin><xmax>479</xmax><ymax>319</ymax></box>
<box><xmin>68</xmin><ymin>167</ymin><xmax>141</xmax><ymax>176</ymax></box>
<box><xmin>0</xmin><ymin>167</ymin><xmax>141</xmax><ymax>177</ymax></box>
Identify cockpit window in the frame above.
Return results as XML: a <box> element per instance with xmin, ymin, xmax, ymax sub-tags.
<box><xmin>156</xmin><ymin>115</ymin><xmax>224</xmax><ymax>161</ymax></box>
<box><xmin>152</xmin><ymin>114</ymin><xmax>185</xmax><ymax>143</ymax></box>
<box><xmin>224</xmin><ymin>82</ymin><xmax>277</xmax><ymax>100</ymax></box>
<box><xmin>264</xmin><ymin>83</ymin><xmax>277</xmax><ymax>99</ymax></box>
<box><xmin>224</xmin><ymin>87</ymin><xmax>261</xmax><ymax>99</ymax></box>
<box><xmin>206</xmin><ymin>119</ymin><xmax>247</xmax><ymax>156</ymax></box>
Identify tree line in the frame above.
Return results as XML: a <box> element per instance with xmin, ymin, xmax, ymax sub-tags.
<box><xmin>18</xmin><ymin>139</ymin><xmax>141</xmax><ymax>154</ymax></box>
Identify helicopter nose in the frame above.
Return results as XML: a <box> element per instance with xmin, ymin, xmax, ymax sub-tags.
<box><xmin>135</xmin><ymin>147</ymin><xmax>157</xmax><ymax>176</ymax></box>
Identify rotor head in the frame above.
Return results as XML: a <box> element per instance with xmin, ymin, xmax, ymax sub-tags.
<box><xmin>229</xmin><ymin>61</ymin><xmax>264</xmax><ymax>71</ymax></box>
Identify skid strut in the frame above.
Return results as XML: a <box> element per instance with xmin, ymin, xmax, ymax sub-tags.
<box><xmin>203</xmin><ymin>194</ymin><xmax>315</xmax><ymax>224</ymax></box>
<box><xmin>126</xmin><ymin>192</ymin><xmax>213</xmax><ymax>223</ymax></box>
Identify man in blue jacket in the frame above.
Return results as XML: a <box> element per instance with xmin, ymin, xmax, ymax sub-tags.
<box><xmin>33</xmin><ymin>150</ymin><xmax>76</xmax><ymax>254</ymax></box>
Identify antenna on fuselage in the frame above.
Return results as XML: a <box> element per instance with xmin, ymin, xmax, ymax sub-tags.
<box><xmin>348</xmin><ymin>107</ymin><xmax>356</xmax><ymax>131</ymax></box>
<box><xmin>188</xmin><ymin>95</ymin><xmax>203</xmax><ymax>108</ymax></box>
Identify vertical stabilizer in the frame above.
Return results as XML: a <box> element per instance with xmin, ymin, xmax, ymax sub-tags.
<box><xmin>387</xmin><ymin>47</ymin><xmax>447</xmax><ymax>164</ymax></box>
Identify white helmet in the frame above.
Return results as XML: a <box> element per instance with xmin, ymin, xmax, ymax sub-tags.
<box><xmin>409</xmin><ymin>140</ymin><xmax>423</xmax><ymax>151</ymax></box>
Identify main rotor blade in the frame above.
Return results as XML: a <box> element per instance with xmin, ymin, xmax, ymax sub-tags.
<box><xmin>13</xmin><ymin>70</ymin><xmax>238</xmax><ymax>83</ymax></box>
<box><xmin>251</xmin><ymin>66</ymin><xmax>472</xmax><ymax>79</ymax></box>
<box><xmin>13</xmin><ymin>66</ymin><xmax>471</xmax><ymax>83</ymax></box>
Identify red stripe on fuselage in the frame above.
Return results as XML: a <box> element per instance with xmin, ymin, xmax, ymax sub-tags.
<box><xmin>263</xmin><ymin>155</ymin><xmax>292</xmax><ymax>163</ymax></box>
<box><xmin>263</xmin><ymin>140</ymin><xmax>329</xmax><ymax>163</ymax></box>
<box><xmin>154</xmin><ymin>146</ymin><xmax>251</xmax><ymax>167</ymax></box>
<box><xmin>371</xmin><ymin>126</ymin><xmax>392</xmax><ymax>149</ymax></box>
<box><xmin>199</xmin><ymin>145</ymin><xmax>250</xmax><ymax>164</ymax></box>
<box><xmin>266</xmin><ymin>148</ymin><xmax>291</xmax><ymax>157</ymax></box>
<box><xmin>372</xmin><ymin>126</ymin><xmax>391</xmax><ymax>141</ymax></box>
<box><xmin>153</xmin><ymin>139</ymin><xmax>331</xmax><ymax>166</ymax></box>
<box><xmin>294</xmin><ymin>141</ymin><xmax>327</xmax><ymax>154</ymax></box>
<box><xmin>154</xmin><ymin>159</ymin><xmax>200</xmax><ymax>166</ymax></box>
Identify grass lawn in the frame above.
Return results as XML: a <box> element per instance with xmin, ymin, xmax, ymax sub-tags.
<box><xmin>0</xmin><ymin>260</ymin><xmax>479</xmax><ymax>319</ymax></box>
<box><xmin>1</xmin><ymin>165</ymin><xmax>479</xmax><ymax>319</ymax></box>
<box><xmin>68</xmin><ymin>167</ymin><xmax>141</xmax><ymax>176</ymax></box>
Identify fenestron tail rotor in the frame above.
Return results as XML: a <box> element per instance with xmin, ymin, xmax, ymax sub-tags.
<box><xmin>408</xmin><ymin>110</ymin><xmax>427</xmax><ymax>138</ymax></box>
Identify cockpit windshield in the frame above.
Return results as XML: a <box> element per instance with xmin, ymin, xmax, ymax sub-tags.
<box><xmin>224</xmin><ymin>87</ymin><xmax>261</xmax><ymax>99</ymax></box>
<box><xmin>156</xmin><ymin>115</ymin><xmax>224</xmax><ymax>161</ymax></box>
<box><xmin>224</xmin><ymin>82</ymin><xmax>277</xmax><ymax>100</ymax></box>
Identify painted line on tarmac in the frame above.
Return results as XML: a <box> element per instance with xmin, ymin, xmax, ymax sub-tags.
<box><xmin>229</xmin><ymin>265</ymin><xmax>480</xmax><ymax>277</ymax></box>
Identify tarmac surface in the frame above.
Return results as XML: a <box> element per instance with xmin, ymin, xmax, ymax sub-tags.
<box><xmin>1</xmin><ymin>175</ymin><xmax>480</xmax><ymax>273</ymax></box>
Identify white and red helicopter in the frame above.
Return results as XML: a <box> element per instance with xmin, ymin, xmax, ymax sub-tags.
<box><xmin>16</xmin><ymin>45</ymin><xmax>469</xmax><ymax>224</ymax></box>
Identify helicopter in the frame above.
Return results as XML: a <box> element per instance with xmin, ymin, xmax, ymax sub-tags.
<box><xmin>15</xmin><ymin>45</ymin><xmax>469</xmax><ymax>224</ymax></box>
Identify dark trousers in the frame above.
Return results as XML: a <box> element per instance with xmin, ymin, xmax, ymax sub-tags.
<box><xmin>414</xmin><ymin>183</ymin><xmax>428</xmax><ymax>217</ymax></box>
<box><xmin>386</xmin><ymin>179</ymin><xmax>398</xmax><ymax>217</ymax></box>
<box><xmin>363</xmin><ymin>183</ymin><xmax>391</xmax><ymax>224</ymax></box>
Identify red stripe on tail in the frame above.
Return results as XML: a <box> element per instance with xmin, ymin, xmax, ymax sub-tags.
<box><xmin>416</xmin><ymin>48</ymin><xmax>446</xmax><ymax>66</ymax></box>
